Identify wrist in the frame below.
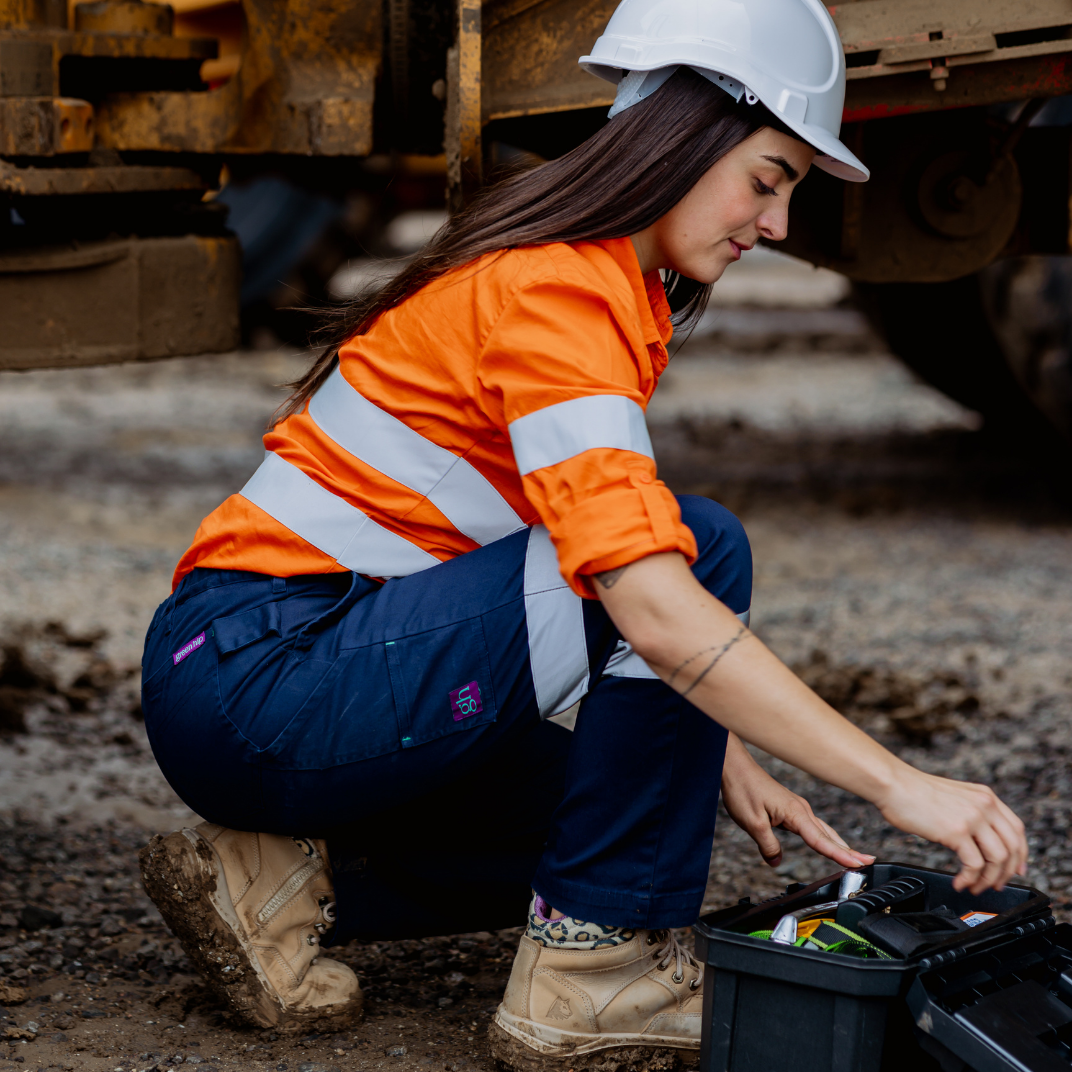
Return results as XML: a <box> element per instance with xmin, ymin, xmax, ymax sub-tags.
<box><xmin>863</xmin><ymin>752</ymin><xmax>917</xmax><ymax>811</ymax></box>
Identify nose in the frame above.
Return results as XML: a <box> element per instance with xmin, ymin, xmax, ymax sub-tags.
<box><xmin>757</xmin><ymin>202</ymin><xmax>790</xmax><ymax>243</ymax></box>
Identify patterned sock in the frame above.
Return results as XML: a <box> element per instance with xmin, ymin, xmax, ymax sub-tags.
<box><xmin>525</xmin><ymin>893</ymin><xmax>636</xmax><ymax>949</ymax></box>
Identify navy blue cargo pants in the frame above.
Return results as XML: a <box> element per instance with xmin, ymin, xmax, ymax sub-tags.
<box><xmin>140</xmin><ymin>495</ymin><xmax>751</xmax><ymax>942</ymax></box>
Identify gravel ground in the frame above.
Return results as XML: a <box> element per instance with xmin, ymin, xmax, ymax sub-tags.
<box><xmin>1</xmin><ymin>251</ymin><xmax>1071</xmax><ymax>1070</ymax></box>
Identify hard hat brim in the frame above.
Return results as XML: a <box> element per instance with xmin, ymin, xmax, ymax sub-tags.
<box><xmin>793</xmin><ymin>124</ymin><xmax>869</xmax><ymax>183</ymax></box>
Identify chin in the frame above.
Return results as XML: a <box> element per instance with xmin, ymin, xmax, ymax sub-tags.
<box><xmin>679</xmin><ymin>253</ymin><xmax>734</xmax><ymax>286</ymax></box>
<box><xmin>694</xmin><ymin>261</ymin><xmax>731</xmax><ymax>285</ymax></box>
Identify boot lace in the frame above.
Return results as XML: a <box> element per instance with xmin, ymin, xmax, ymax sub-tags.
<box><xmin>314</xmin><ymin>897</ymin><xmax>337</xmax><ymax>934</ymax></box>
<box><xmin>648</xmin><ymin>930</ymin><xmax>703</xmax><ymax>990</ymax></box>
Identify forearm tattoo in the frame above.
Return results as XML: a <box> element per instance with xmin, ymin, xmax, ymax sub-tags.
<box><xmin>595</xmin><ymin>565</ymin><xmax>629</xmax><ymax>590</ymax></box>
<box><xmin>672</xmin><ymin>624</ymin><xmax>749</xmax><ymax>698</ymax></box>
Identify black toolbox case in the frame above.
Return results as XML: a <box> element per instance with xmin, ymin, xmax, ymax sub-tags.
<box><xmin>693</xmin><ymin>861</ymin><xmax>1052</xmax><ymax>1072</ymax></box>
<box><xmin>909</xmin><ymin>921</ymin><xmax>1072</xmax><ymax>1071</ymax></box>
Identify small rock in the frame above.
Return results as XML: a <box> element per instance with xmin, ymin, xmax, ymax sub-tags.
<box><xmin>18</xmin><ymin>906</ymin><xmax>63</xmax><ymax>932</ymax></box>
<box><xmin>445</xmin><ymin>972</ymin><xmax>466</xmax><ymax>986</ymax></box>
<box><xmin>0</xmin><ymin>982</ymin><xmax>27</xmax><ymax>1005</ymax></box>
<box><xmin>85</xmin><ymin>971</ymin><xmax>101</xmax><ymax>984</ymax></box>
<box><xmin>2</xmin><ymin>1025</ymin><xmax>36</xmax><ymax>1040</ymax></box>
<box><xmin>186</xmin><ymin>1057</ymin><xmax>204</xmax><ymax>1064</ymax></box>
<box><xmin>437</xmin><ymin>997</ymin><xmax>453</xmax><ymax>1008</ymax></box>
<box><xmin>386</xmin><ymin>1046</ymin><xmax>407</xmax><ymax>1057</ymax></box>
<box><xmin>50</xmin><ymin>991</ymin><xmax>66</xmax><ymax>1003</ymax></box>
<box><xmin>81</xmin><ymin>1007</ymin><xmax>106</xmax><ymax>1018</ymax></box>
<box><xmin>49</xmin><ymin>1032</ymin><xmax>68</xmax><ymax>1043</ymax></box>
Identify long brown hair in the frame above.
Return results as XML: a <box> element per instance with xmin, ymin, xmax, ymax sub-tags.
<box><xmin>276</xmin><ymin>67</ymin><xmax>796</xmax><ymax>424</ymax></box>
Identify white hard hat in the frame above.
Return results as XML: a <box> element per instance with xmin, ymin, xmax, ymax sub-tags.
<box><xmin>579</xmin><ymin>0</ymin><xmax>869</xmax><ymax>182</ymax></box>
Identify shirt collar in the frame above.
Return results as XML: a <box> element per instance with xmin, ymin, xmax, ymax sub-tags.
<box><xmin>600</xmin><ymin>237</ymin><xmax>674</xmax><ymax>347</ymax></box>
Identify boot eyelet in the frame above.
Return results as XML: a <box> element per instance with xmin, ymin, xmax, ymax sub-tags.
<box><xmin>306</xmin><ymin>934</ymin><xmax>319</xmax><ymax>946</ymax></box>
<box><xmin>689</xmin><ymin>980</ymin><xmax>700</xmax><ymax>991</ymax></box>
<box><xmin>672</xmin><ymin>971</ymin><xmax>684</xmax><ymax>984</ymax></box>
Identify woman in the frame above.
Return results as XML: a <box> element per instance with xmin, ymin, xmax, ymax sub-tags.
<box><xmin>138</xmin><ymin>0</ymin><xmax>1028</xmax><ymax>1061</ymax></box>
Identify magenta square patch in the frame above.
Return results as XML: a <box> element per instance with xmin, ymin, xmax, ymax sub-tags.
<box><xmin>172</xmin><ymin>631</ymin><xmax>206</xmax><ymax>666</ymax></box>
<box><xmin>450</xmin><ymin>680</ymin><xmax>483</xmax><ymax>721</ymax></box>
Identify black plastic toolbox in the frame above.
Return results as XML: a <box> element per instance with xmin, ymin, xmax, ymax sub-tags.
<box><xmin>908</xmin><ymin>921</ymin><xmax>1072</xmax><ymax>1071</ymax></box>
<box><xmin>693</xmin><ymin>862</ymin><xmax>1051</xmax><ymax>1072</ymax></box>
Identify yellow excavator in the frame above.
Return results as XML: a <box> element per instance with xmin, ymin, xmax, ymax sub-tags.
<box><xmin>2</xmin><ymin>0</ymin><xmax>1072</xmax><ymax>440</ymax></box>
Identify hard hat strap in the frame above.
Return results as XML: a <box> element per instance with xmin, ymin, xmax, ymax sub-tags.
<box><xmin>608</xmin><ymin>65</ymin><xmax>756</xmax><ymax>119</ymax></box>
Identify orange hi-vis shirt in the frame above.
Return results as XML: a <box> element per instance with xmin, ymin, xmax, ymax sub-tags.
<box><xmin>173</xmin><ymin>236</ymin><xmax>698</xmax><ymax>597</ymax></box>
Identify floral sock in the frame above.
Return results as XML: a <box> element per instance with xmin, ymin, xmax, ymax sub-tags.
<box><xmin>525</xmin><ymin>893</ymin><xmax>636</xmax><ymax>949</ymax></box>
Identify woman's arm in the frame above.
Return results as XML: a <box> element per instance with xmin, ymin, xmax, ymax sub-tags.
<box><xmin>594</xmin><ymin>551</ymin><xmax>1028</xmax><ymax>894</ymax></box>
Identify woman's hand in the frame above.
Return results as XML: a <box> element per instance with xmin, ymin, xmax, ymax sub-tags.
<box><xmin>721</xmin><ymin>733</ymin><xmax>875</xmax><ymax>869</ymax></box>
<box><xmin>877</xmin><ymin>768</ymin><xmax>1028</xmax><ymax>894</ymax></box>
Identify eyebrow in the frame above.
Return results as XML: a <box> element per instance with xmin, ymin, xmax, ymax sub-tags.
<box><xmin>762</xmin><ymin>155</ymin><xmax>799</xmax><ymax>182</ymax></box>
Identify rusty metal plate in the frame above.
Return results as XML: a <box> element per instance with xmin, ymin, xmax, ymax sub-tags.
<box><xmin>0</xmin><ymin>234</ymin><xmax>240</xmax><ymax>369</ymax></box>
<box><xmin>481</xmin><ymin>0</ymin><xmax>615</xmax><ymax>121</ymax></box>
<box><xmin>0</xmin><ymin>96</ymin><xmax>93</xmax><ymax>153</ymax></box>
<box><xmin>844</xmin><ymin>51</ymin><xmax>1072</xmax><ymax>120</ymax></box>
<box><xmin>0</xmin><ymin>159</ymin><xmax>203</xmax><ymax>193</ymax></box>
<box><xmin>831</xmin><ymin>0</ymin><xmax>1072</xmax><ymax>55</ymax></box>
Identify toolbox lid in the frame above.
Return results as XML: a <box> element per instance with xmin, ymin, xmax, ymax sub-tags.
<box><xmin>908</xmin><ymin>918</ymin><xmax>1072</xmax><ymax>1072</ymax></box>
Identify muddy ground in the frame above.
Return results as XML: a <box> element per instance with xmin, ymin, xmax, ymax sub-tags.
<box><xmin>1</xmin><ymin>252</ymin><xmax>1071</xmax><ymax>1070</ymax></box>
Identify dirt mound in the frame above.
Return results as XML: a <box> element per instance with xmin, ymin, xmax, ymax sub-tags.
<box><xmin>0</xmin><ymin>622</ymin><xmax>139</xmax><ymax>735</ymax></box>
<box><xmin>793</xmin><ymin>649</ymin><xmax>981</xmax><ymax>744</ymax></box>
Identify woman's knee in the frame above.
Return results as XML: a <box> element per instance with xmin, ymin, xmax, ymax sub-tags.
<box><xmin>676</xmin><ymin>495</ymin><xmax>752</xmax><ymax>615</ymax></box>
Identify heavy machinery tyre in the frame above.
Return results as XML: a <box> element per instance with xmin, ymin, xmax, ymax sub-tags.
<box><xmin>854</xmin><ymin>268</ymin><xmax>1072</xmax><ymax>454</ymax></box>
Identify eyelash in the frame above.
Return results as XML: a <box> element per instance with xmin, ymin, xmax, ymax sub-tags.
<box><xmin>754</xmin><ymin>179</ymin><xmax>777</xmax><ymax>196</ymax></box>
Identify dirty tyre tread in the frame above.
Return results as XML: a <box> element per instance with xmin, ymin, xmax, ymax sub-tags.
<box><xmin>487</xmin><ymin>1021</ymin><xmax>699</xmax><ymax>1072</ymax></box>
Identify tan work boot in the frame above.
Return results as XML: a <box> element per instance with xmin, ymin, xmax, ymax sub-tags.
<box><xmin>139</xmin><ymin>822</ymin><xmax>362</xmax><ymax>1032</ymax></box>
<box><xmin>490</xmin><ymin>929</ymin><xmax>703</xmax><ymax>1070</ymax></box>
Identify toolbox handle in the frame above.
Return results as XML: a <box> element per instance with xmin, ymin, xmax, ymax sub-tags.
<box><xmin>836</xmin><ymin>876</ymin><xmax>926</xmax><ymax>929</ymax></box>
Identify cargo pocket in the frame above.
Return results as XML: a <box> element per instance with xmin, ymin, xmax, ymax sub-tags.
<box><xmin>385</xmin><ymin>616</ymin><xmax>497</xmax><ymax>749</ymax></box>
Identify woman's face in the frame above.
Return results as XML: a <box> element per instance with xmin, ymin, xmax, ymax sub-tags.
<box><xmin>632</xmin><ymin>127</ymin><xmax>816</xmax><ymax>283</ymax></box>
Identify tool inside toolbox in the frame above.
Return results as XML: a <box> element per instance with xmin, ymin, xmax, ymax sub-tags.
<box><xmin>734</xmin><ymin>867</ymin><xmax>1002</xmax><ymax>959</ymax></box>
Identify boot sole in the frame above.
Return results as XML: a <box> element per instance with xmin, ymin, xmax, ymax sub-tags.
<box><xmin>490</xmin><ymin>1008</ymin><xmax>700</xmax><ymax>1072</ymax></box>
<box><xmin>139</xmin><ymin>829</ymin><xmax>362</xmax><ymax>1033</ymax></box>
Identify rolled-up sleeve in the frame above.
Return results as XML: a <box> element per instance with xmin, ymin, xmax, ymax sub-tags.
<box><xmin>477</xmin><ymin>276</ymin><xmax>697</xmax><ymax>596</ymax></box>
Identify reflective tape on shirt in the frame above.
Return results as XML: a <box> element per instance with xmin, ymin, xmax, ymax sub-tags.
<box><xmin>310</xmin><ymin>367</ymin><xmax>525</xmax><ymax>546</ymax></box>
<box><xmin>508</xmin><ymin>395</ymin><xmax>654</xmax><ymax>476</ymax></box>
<box><xmin>240</xmin><ymin>451</ymin><xmax>441</xmax><ymax>578</ymax></box>
<box><xmin>523</xmin><ymin>525</ymin><xmax>590</xmax><ymax>718</ymax></box>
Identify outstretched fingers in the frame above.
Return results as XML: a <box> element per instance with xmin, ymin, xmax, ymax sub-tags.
<box><xmin>785</xmin><ymin>807</ymin><xmax>875</xmax><ymax>870</ymax></box>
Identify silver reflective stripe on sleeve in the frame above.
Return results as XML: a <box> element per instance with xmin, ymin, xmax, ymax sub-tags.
<box><xmin>239</xmin><ymin>452</ymin><xmax>441</xmax><ymax>578</ymax></box>
<box><xmin>604</xmin><ymin>608</ymin><xmax>752</xmax><ymax>680</ymax></box>
<box><xmin>310</xmin><ymin>367</ymin><xmax>525</xmax><ymax>546</ymax></box>
<box><xmin>508</xmin><ymin>395</ymin><xmax>654</xmax><ymax>476</ymax></box>
<box><xmin>523</xmin><ymin>525</ymin><xmax>589</xmax><ymax>718</ymax></box>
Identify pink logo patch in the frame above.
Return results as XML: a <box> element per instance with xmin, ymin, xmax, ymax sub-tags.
<box><xmin>172</xmin><ymin>631</ymin><xmax>206</xmax><ymax>666</ymax></box>
<box><xmin>450</xmin><ymin>680</ymin><xmax>483</xmax><ymax>721</ymax></box>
